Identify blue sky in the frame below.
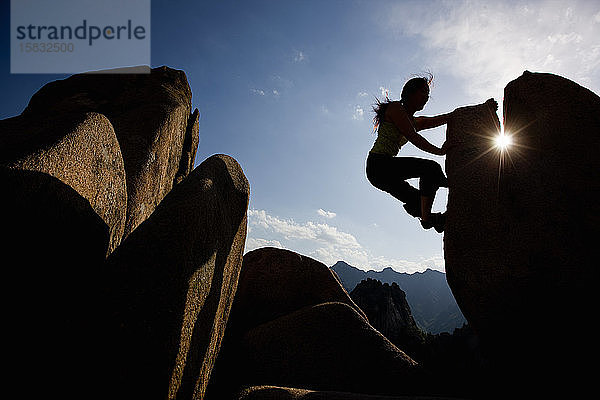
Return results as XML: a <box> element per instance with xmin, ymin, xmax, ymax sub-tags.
<box><xmin>2</xmin><ymin>0</ymin><xmax>599</xmax><ymax>273</ymax></box>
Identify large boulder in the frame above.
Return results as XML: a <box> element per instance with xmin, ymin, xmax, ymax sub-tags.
<box><xmin>206</xmin><ymin>249</ymin><xmax>434</xmax><ymax>399</ymax></box>
<box><xmin>236</xmin><ymin>302</ymin><xmax>422</xmax><ymax>396</ymax></box>
<box><xmin>0</xmin><ymin>111</ymin><xmax>126</xmax><ymax>253</ymax></box>
<box><xmin>102</xmin><ymin>154</ymin><xmax>249</xmax><ymax>399</ymax></box>
<box><xmin>444</xmin><ymin>71</ymin><xmax>599</xmax><ymax>392</ymax></box>
<box><xmin>237</xmin><ymin>385</ymin><xmax>460</xmax><ymax>400</ymax></box>
<box><xmin>21</xmin><ymin>65</ymin><xmax>200</xmax><ymax>237</ymax></box>
<box><xmin>228</xmin><ymin>247</ymin><xmax>366</xmax><ymax>336</ymax></box>
<box><xmin>443</xmin><ymin>100</ymin><xmax>502</xmax><ymax>336</ymax></box>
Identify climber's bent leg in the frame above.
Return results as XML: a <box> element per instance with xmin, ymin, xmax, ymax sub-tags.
<box><xmin>367</xmin><ymin>153</ymin><xmax>420</xmax><ymax>216</ymax></box>
<box><xmin>418</xmin><ymin>159</ymin><xmax>447</xmax><ymax>199</ymax></box>
<box><xmin>366</xmin><ymin>154</ymin><xmax>445</xmax><ymax>221</ymax></box>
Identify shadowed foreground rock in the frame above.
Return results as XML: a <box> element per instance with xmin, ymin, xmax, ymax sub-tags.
<box><xmin>21</xmin><ymin>65</ymin><xmax>200</xmax><ymax>238</ymax></box>
<box><xmin>1</xmin><ymin>167</ymin><xmax>110</xmax><ymax>397</ymax></box>
<box><xmin>237</xmin><ymin>385</ymin><xmax>460</xmax><ymax>400</ymax></box>
<box><xmin>207</xmin><ymin>248</ymin><xmax>431</xmax><ymax>399</ymax></box>
<box><xmin>239</xmin><ymin>302</ymin><xmax>421</xmax><ymax>395</ymax></box>
<box><xmin>444</xmin><ymin>71</ymin><xmax>599</xmax><ymax>394</ymax></box>
<box><xmin>102</xmin><ymin>154</ymin><xmax>249</xmax><ymax>399</ymax></box>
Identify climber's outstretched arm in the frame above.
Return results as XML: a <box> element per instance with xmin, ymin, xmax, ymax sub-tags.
<box><xmin>414</xmin><ymin>113</ymin><xmax>452</xmax><ymax>131</ymax></box>
<box><xmin>388</xmin><ymin>105</ymin><xmax>445</xmax><ymax>156</ymax></box>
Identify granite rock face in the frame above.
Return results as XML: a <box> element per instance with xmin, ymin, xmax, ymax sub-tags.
<box><xmin>21</xmin><ymin>65</ymin><xmax>200</xmax><ymax>237</ymax></box>
<box><xmin>103</xmin><ymin>154</ymin><xmax>249</xmax><ymax>399</ymax></box>
<box><xmin>0</xmin><ymin>111</ymin><xmax>127</xmax><ymax>253</ymax></box>
<box><xmin>3</xmin><ymin>154</ymin><xmax>249</xmax><ymax>400</ymax></box>
<box><xmin>1</xmin><ymin>67</ymin><xmax>248</xmax><ymax>400</ymax></box>
<box><xmin>444</xmin><ymin>71</ymin><xmax>599</xmax><ymax>392</ymax></box>
<box><xmin>443</xmin><ymin>100</ymin><xmax>502</xmax><ymax>338</ymax></box>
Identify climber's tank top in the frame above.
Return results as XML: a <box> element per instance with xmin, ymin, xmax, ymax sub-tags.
<box><xmin>369</xmin><ymin>120</ymin><xmax>408</xmax><ymax>157</ymax></box>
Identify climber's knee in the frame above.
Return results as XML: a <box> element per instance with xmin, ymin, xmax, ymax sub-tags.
<box><xmin>403</xmin><ymin>201</ymin><xmax>421</xmax><ymax>218</ymax></box>
<box><xmin>420</xmin><ymin>162</ymin><xmax>447</xmax><ymax>196</ymax></box>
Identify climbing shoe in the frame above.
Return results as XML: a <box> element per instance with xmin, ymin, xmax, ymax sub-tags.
<box><xmin>420</xmin><ymin>212</ymin><xmax>446</xmax><ymax>233</ymax></box>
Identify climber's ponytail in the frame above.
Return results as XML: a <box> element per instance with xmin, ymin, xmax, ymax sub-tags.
<box><xmin>371</xmin><ymin>95</ymin><xmax>393</xmax><ymax>133</ymax></box>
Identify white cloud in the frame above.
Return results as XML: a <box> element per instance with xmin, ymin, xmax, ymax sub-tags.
<box><xmin>270</xmin><ymin>74</ymin><xmax>294</xmax><ymax>89</ymax></box>
<box><xmin>357</xmin><ymin>91</ymin><xmax>369</xmax><ymax>98</ymax></box>
<box><xmin>248</xmin><ymin>209</ymin><xmax>315</xmax><ymax>240</ymax></box>
<box><xmin>251</xmin><ymin>74</ymin><xmax>294</xmax><ymax>98</ymax></box>
<box><xmin>246</xmin><ymin>209</ymin><xmax>445</xmax><ymax>273</ymax></box>
<box><xmin>379</xmin><ymin>86</ymin><xmax>390</xmax><ymax>98</ymax></box>
<box><xmin>245</xmin><ymin>237</ymin><xmax>284</xmax><ymax>253</ymax></box>
<box><xmin>317</xmin><ymin>208</ymin><xmax>336</xmax><ymax>219</ymax></box>
<box><xmin>352</xmin><ymin>105</ymin><xmax>364</xmax><ymax>120</ymax></box>
<box><xmin>293</xmin><ymin>49</ymin><xmax>307</xmax><ymax>63</ymax></box>
<box><xmin>248</xmin><ymin>209</ymin><xmax>357</xmax><ymax>246</ymax></box>
<box><xmin>385</xmin><ymin>0</ymin><xmax>600</xmax><ymax>100</ymax></box>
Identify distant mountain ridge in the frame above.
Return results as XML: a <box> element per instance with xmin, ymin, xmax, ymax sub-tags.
<box><xmin>331</xmin><ymin>261</ymin><xmax>466</xmax><ymax>334</ymax></box>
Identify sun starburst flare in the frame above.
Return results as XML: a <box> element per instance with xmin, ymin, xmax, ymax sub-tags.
<box><xmin>494</xmin><ymin>133</ymin><xmax>512</xmax><ymax>151</ymax></box>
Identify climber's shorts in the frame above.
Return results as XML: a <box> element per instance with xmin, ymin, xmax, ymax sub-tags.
<box><xmin>366</xmin><ymin>152</ymin><xmax>447</xmax><ymax>217</ymax></box>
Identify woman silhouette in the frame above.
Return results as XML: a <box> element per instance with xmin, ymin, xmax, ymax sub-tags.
<box><xmin>366</xmin><ymin>75</ymin><xmax>451</xmax><ymax>232</ymax></box>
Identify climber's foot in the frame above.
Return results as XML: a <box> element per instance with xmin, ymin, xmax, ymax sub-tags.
<box><xmin>420</xmin><ymin>212</ymin><xmax>446</xmax><ymax>233</ymax></box>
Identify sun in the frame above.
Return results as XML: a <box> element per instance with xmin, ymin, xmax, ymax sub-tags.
<box><xmin>494</xmin><ymin>132</ymin><xmax>513</xmax><ymax>151</ymax></box>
